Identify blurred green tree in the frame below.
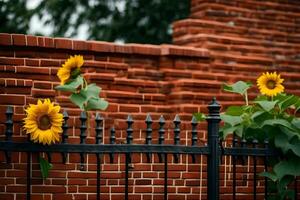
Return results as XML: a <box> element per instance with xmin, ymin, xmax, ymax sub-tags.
<box><xmin>0</xmin><ymin>0</ymin><xmax>33</xmax><ymax>34</ymax></box>
<box><xmin>0</xmin><ymin>0</ymin><xmax>189</xmax><ymax>44</ymax></box>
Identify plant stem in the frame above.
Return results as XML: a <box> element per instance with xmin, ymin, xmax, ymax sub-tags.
<box><xmin>245</xmin><ymin>91</ymin><xmax>249</xmax><ymax>106</ymax></box>
<box><xmin>83</xmin><ymin>77</ymin><xmax>88</xmax><ymax>88</ymax></box>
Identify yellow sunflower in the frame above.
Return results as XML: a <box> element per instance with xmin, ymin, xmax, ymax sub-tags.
<box><xmin>257</xmin><ymin>72</ymin><xmax>284</xmax><ymax>97</ymax></box>
<box><xmin>57</xmin><ymin>55</ymin><xmax>84</xmax><ymax>85</ymax></box>
<box><xmin>23</xmin><ymin>99</ymin><xmax>64</xmax><ymax>145</ymax></box>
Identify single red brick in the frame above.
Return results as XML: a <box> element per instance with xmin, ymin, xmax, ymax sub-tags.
<box><xmin>24</xmin><ymin>80</ymin><xmax>33</xmax><ymax>87</ymax></box>
<box><xmin>0</xmin><ymin>33</ymin><xmax>12</xmax><ymax>45</ymax></box>
<box><xmin>68</xmin><ymin>179</ymin><xmax>87</xmax><ymax>185</ymax></box>
<box><xmin>32</xmin><ymin>88</ymin><xmax>56</xmax><ymax>98</ymax></box>
<box><xmin>119</xmin><ymin>105</ymin><xmax>140</xmax><ymax>112</ymax></box>
<box><xmin>37</xmin><ymin>36</ymin><xmax>45</xmax><ymax>47</ymax></box>
<box><xmin>130</xmin><ymin>44</ymin><xmax>161</xmax><ymax>55</ymax></box>
<box><xmin>26</xmin><ymin>35</ymin><xmax>38</xmax><ymax>46</ymax></box>
<box><xmin>32</xmin><ymin>185</ymin><xmax>66</xmax><ymax>193</ymax></box>
<box><xmin>89</xmin><ymin>41</ymin><xmax>114</xmax><ymax>52</ymax></box>
<box><xmin>0</xmin><ymin>57</ymin><xmax>24</xmax><ymax>65</ymax></box>
<box><xmin>16</xmin><ymin>66</ymin><xmax>50</xmax><ymax>74</ymax></box>
<box><xmin>0</xmin><ymin>94</ymin><xmax>25</xmax><ymax>105</ymax></box>
<box><xmin>12</xmin><ymin>34</ymin><xmax>26</xmax><ymax>46</ymax></box>
<box><xmin>0</xmin><ymin>194</ymin><xmax>14</xmax><ymax>200</ymax></box>
<box><xmin>52</xmin><ymin>194</ymin><xmax>73</xmax><ymax>200</ymax></box>
<box><xmin>55</xmin><ymin>38</ymin><xmax>73</xmax><ymax>49</ymax></box>
<box><xmin>33</xmin><ymin>81</ymin><xmax>52</xmax><ymax>89</ymax></box>
<box><xmin>73</xmin><ymin>40</ymin><xmax>89</xmax><ymax>51</ymax></box>
<box><xmin>5</xmin><ymin>79</ymin><xmax>15</xmax><ymax>86</ymax></box>
<box><xmin>25</xmin><ymin>58</ymin><xmax>40</xmax><ymax>66</ymax></box>
<box><xmin>6</xmin><ymin>185</ymin><xmax>27</xmax><ymax>192</ymax></box>
<box><xmin>40</xmin><ymin>59</ymin><xmax>60</xmax><ymax>66</ymax></box>
<box><xmin>114</xmin><ymin>44</ymin><xmax>132</xmax><ymax>53</ymax></box>
<box><xmin>44</xmin><ymin>37</ymin><xmax>55</xmax><ymax>48</ymax></box>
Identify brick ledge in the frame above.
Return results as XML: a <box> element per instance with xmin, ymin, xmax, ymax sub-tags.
<box><xmin>0</xmin><ymin>33</ymin><xmax>209</xmax><ymax>58</ymax></box>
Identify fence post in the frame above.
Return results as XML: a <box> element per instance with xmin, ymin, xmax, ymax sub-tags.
<box><xmin>206</xmin><ymin>97</ymin><xmax>221</xmax><ymax>200</ymax></box>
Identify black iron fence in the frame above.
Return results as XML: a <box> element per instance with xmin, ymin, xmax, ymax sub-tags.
<box><xmin>0</xmin><ymin>98</ymin><xmax>298</xmax><ymax>200</ymax></box>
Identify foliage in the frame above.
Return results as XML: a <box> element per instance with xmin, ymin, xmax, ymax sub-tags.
<box><xmin>55</xmin><ymin>55</ymin><xmax>108</xmax><ymax>111</ymax></box>
<box><xmin>39</xmin><ymin>157</ymin><xmax>53</xmax><ymax>179</ymax></box>
<box><xmin>34</xmin><ymin>55</ymin><xmax>108</xmax><ymax>179</ymax></box>
<box><xmin>0</xmin><ymin>0</ymin><xmax>33</xmax><ymax>34</ymax></box>
<box><xmin>1</xmin><ymin>0</ymin><xmax>189</xmax><ymax>44</ymax></box>
<box><xmin>194</xmin><ymin>73</ymin><xmax>300</xmax><ymax>199</ymax></box>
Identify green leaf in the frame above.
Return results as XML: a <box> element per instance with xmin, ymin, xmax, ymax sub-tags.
<box><xmin>193</xmin><ymin>113</ymin><xmax>206</xmax><ymax>121</ymax></box>
<box><xmin>223</xmin><ymin>81</ymin><xmax>252</xmax><ymax>95</ymax></box>
<box><xmin>55</xmin><ymin>76</ymin><xmax>83</xmax><ymax>92</ymax></box>
<box><xmin>39</xmin><ymin>157</ymin><xmax>52</xmax><ymax>179</ymax></box>
<box><xmin>285</xmin><ymin>189</ymin><xmax>295</xmax><ymax>200</ymax></box>
<box><xmin>278</xmin><ymin>175</ymin><xmax>294</xmax><ymax>191</ymax></box>
<box><xmin>259</xmin><ymin>171</ymin><xmax>278</xmax><ymax>182</ymax></box>
<box><xmin>274</xmin><ymin>159</ymin><xmax>300</xmax><ymax>180</ymax></box>
<box><xmin>278</xmin><ymin>95</ymin><xmax>299</xmax><ymax>111</ymax></box>
<box><xmin>254</xmin><ymin>95</ymin><xmax>268</xmax><ymax>101</ymax></box>
<box><xmin>220</xmin><ymin>124</ymin><xmax>243</xmax><ymax>138</ymax></box>
<box><xmin>81</xmin><ymin>84</ymin><xmax>101</xmax><ymax>99</ymax></box>
<box><xmin>280</xmin><ymin>126</ymin><xmax>298</xmax><ymax>140</ymax></box>
<box><xmin>289</xmin><ymin>137</ymin><xmax>300</xmax><ymax>157</ymax></box>
<box><xmin>85</xmin><ymin>97</ymin><xmax>108</xmax><ymax>111</ymax></box>
<box><xmin>70</xmin><ymin>93</ymin><xmax>86</xmax><ymax>109</ymax></box>
<box><xmin>294</xmin><ymin>99</ymin><xmax>300</xmax><ymax>113</ymax></box>
<box><xmin>274</xmin><ymin>133</ymin><xmax>290</xmax><ymax>154</ymax></box>
<box><xmin>251</xmin><ymin>110</ymin><xmax>266</xmax><ymax>120</ymax></box>
<box><xmin>260</xmin><ymin>119</ymin><xmax>295</xmax><ymax>131</ymax></box>
<box><xmin>225</xmin><ymin>106</ymin><xmax>244</xmax><ymax>116</ymax></box>
<box><xmin>255</xmin><ymin>100</ymin><xmax>278</xmax><ymax>112</ymax></box>
<box><xmin>220</xmin><ymin>114</ymin><xmax>242</xmax><ymax>127</ymax></box>
<box><xmin>275</xmin><ymin>131</ymin><xmax>300</xmax><ymax>156</ymax></box>
<box><xmin>291</xmin><ymin>118</ymin><xmax>300</xmax><ymax>129</ymax></box>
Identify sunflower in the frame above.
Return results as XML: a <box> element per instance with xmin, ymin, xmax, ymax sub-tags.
<box><xmin>57</xmin><ymin>55</ymin><xmax>84</xmax><ymax>85</ymax></box>
<box><xmin>257</xmin><ymin>72</ymin><xmax>284</xmax><ymax>97</ymax></box>
<box><xmin>23</xmin><ymin>99</ymin><xmax>64</xmax><ymax>145</ymax></box>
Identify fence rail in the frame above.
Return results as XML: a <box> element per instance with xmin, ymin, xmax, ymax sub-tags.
<box><xmin>0</xmin><ymin>98</ymin><xmax>298</xmax><ymax>200</ymax></box>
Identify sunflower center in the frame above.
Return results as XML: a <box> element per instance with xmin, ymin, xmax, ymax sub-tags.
<box><xmin>266</xmin><ymin>80</ymin><xmax>276</xmax><ymax>89</ymax></box>
<box><xmin>38</xmin><ymin>114</ymin><xmax>51</xmax><ymax>130</ymax></box>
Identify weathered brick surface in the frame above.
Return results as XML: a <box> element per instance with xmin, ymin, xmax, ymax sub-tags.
<box><xmin>0</xmin><ymin>0</ymin><xmax>300</xmax><ymax>199</ymax></box>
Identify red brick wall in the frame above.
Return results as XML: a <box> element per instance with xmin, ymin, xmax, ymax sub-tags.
<box><xmin>1</xmin><ymin>0</ymin><xmax>300</xmax><ymax>199</ymax></box>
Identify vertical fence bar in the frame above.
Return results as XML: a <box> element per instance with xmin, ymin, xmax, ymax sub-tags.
<box><xmin>241</xmin><ymin>137</ymin><xmax>247</xmax><ymax>165</ymax></box>
<box><xmin>206</xmin><ymin>98</ymin><xmax>221</xmax><ymax>200</ymax></box>
<box><xmin>95</xmin><ymin>113</ymin><xmax>103</xmax><ymax>200</ymax></box>
<box><xmin>264</xmin><ymin>138</ymin><xmax>269</xmax><ymax>198</ymax></box>
<box><xmin>110</xmin><ymin>127</ymin><xmax>116</xmax><ymax>163</ymax></box>
<box><xmin>79</xmin><ymin>111</ymin><xmax>87</xmax><ymax>170</ymax></box>
<box><xmin>26</xmin><ymin>135</ymin><xmax>31</xmax><ymax>200</ymax></box>
<box><xmin>145</xmin><ymin>114</ymin><xmax>152</xmax><ymax>163</ymax></box>
<box><xmin>164</xmin><ymin>153</ymin><xmax>168</xmax><ymax>200</ymax></box>
<box><xmin>46</xmin><ymin>152</ymin><xmax>52</xmax><ymax>163</ymax></box>
<box><xmin>158</xmin><ymin>116</ymin><xmax>165</xmax><ymax>163</ymax></box>
<box><xmin>27</xmin><ymin>151</ymin><xmax>31</xmax><ymax>200</ymax></box>
<box><xmin>125</xmin><ymin>153</ymin><xmax>129</xmax><ymax>200</ymax></box>
<box><xmin>295</xmin><ymin>177</ymin><xmax>298</xmax><ymax>200</ymax></box>
<box><xmin>232</xmin><ymin>134</ymin><xmax>238</xmax><ymax>200</ymax></box>
<box><xmin>61</xmin><ymin>111</ymin><xmax>69</xmax><ymax>163</ymax></box>
<box><xmin>191</xmin><ymin>116</ymin><xmax>198</xmax><ymax>163</ymax></box>
<box><xmin>5</xmin><ymin>106</ymin><xmax>13</xmax><ymax>164</ymax></box>
<box><xmin>173</xmin><ymin>115</ymin><xmax>181</xmax><ymax>163</ymax></box>
<box><xmin>253</xmin><ymin>139</ymin><xmax>258</xmax><ymax>200</ymax></box>
<box><xmin>125</xmin><ymin>115</ymin><xmax>133</xmax><ymax>200</ymax></box>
